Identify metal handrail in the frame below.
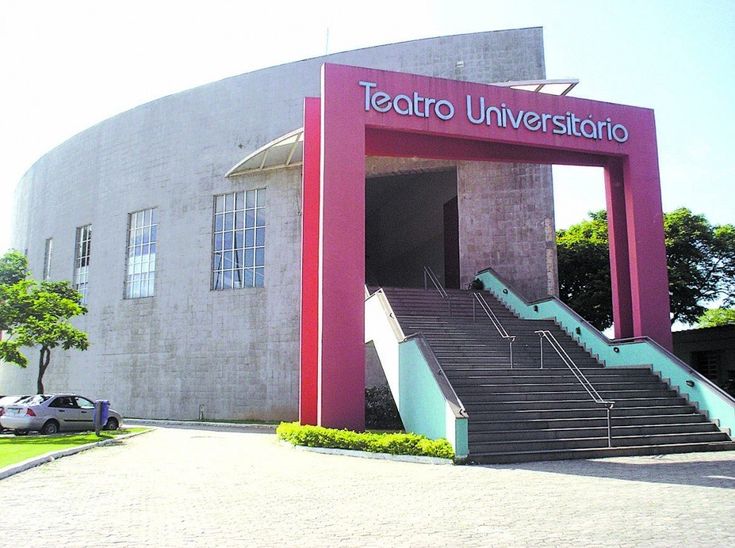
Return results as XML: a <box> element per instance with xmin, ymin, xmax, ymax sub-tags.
<box><xmin>423</xmin><ymin>266</ymin><xmax>451</xmax><ymax>316</ymax></box>
<box><xmin>365</xmin><ymin>287</ymin><xmax>405</xmax><ymax>342</ymax></box>
<box><xmin>477</xmin><ymin>264</ymin><xmax>614</xmax><ymax>348</ymax></box>
<box><xmin>535</xmin><ymin>329</ymin><xmax>615</xmax><ymax>447</ymax></box>
<box><xmin>473</xmin><ymin>292</ymin><xmax>516</xmax><ymax>368</ymax></box>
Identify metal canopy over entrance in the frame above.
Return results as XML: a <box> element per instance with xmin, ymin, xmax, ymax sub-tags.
<box><xmin>225</xmin><ymin>127</ymin><xmax>304</xmax><ymax>177</ymax></box>
<box><xmin>499</xmin><ymin>78</ymin><xmax>578</xmax><ymax>95</ymax></box>
<box><xmin>300</xmin><ymin>64</ymin><xmax>671</xmax><ymax>430</ymax></box>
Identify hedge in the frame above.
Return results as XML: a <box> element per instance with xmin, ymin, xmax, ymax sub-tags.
<box><xmin>276</xmin><ymin>422</ymin><xmax>454</xmax><ymax>460</ymax></box>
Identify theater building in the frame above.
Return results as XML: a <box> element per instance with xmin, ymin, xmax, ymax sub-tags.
<box><xmin>3</xmin><ymin>29</ymin><xmax>552</xmax><ymax>417</ymax></box>
<box><xmin>4</xmin><ymin>28</ymin><xmax>733</xmax><ymax>461</ymax></box>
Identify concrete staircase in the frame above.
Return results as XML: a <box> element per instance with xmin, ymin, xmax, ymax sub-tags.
<box><xmin>380</xmin><ymin>287</ymin><xmax>735</xmax><ymax>463</ymax></box>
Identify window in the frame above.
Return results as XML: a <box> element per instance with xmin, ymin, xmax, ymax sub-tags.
<box><xmin>693</xmin><ymin>350</ymin><xmax>722</xmax><ymax>381</ymax></box>
<box><xmin>23</xmin><ymin>395</ymin><xmax>50</xmax><ymax>405</ymax></box>
<box><xmin>49</xmin><ymin>396</ymin><xmax>76</xmax><ymax>409</ymax></box>
<box><xmin>43</xmin><ymin>238</ymin><xmax>53</xmax><ymax>280</ymax></box>
<box><xmin>125</xmin><ymin>208</ymin><xmax>158</xmax><ymax>298</ymax></box>
<box><xmin>212</xmin><ymin>189</ymin><xmax>265</xmax><ymax>290</ymax></box>
<box><xmin>75</xmin><ymin>396</ymin><xmax>94</xmax><ymax>409</ymax></box>
<box><xmin>73</xmin><ymin>225</ymin><xmax>92</xmax><ymax>303</ymax></box>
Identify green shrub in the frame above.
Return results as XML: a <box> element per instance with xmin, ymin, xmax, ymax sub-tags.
<box><xmin>276</xmin><ymin>422</ymin><xmax>454</xmax><ymax>460</ymax></box>
<box><xmin>365</xmin><ymin>385</ymin><xmax>403</xmax><ymax>430</ymax></box>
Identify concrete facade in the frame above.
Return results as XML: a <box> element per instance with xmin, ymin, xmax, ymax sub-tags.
<box><xmin>3</xmin><ymin>29</ymin><xmax>556</xmax><ymax>420</ymax></box>
<box><xmin>458</xmin><ymin>161</ymin><xmax>557</xmax><ymax>298</ymax></box>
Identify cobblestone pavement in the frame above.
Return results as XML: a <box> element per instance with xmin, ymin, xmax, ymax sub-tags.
<box><xmin>1</xmin><ymin>427</ymin><xmax>733</xmax><ymax>547</ymax></box>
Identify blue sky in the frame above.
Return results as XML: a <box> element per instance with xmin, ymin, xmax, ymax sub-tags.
<box><xmin>0</xmin><ymin>0</ymin><xmax>733</xmax><ymax>252</ymax></box>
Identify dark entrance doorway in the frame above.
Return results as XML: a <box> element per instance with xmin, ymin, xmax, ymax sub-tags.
<box><xmin>365</xmin><ymin>169</ymin><xmax>458</xmax><ymax>288</ymax></box>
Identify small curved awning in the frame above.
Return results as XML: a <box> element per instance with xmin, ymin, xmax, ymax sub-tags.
<box><xmin>225</xmin><ymin>127</ymin><xmax>304</xmax><ymax>178</ymax></box>
<box><xmin>496</xmin><ymin>78</ymin><xmax>579</xmax><ymax>96</ymax></box>
<box><xmin>225</xmin><ymin>79</ymin><xmax>578</xmax><ymax>177</ymax></box>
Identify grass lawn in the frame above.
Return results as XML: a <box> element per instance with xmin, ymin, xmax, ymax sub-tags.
<box><xmin>0</xmin><ymin>427</ymin><xmax>148</xmax><ymax>469</ymax></box>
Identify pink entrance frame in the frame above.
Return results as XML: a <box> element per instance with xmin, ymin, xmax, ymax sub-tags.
<box><xmin>300</xmin><ymin>64</ymin><xmax>672</xmax><ymax>430</ymax></box>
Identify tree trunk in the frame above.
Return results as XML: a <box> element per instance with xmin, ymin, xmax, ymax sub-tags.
<box><xmin>36</xmin><ymin>346</ymin><xmax>50</xmax><ymax>394</ymax></box>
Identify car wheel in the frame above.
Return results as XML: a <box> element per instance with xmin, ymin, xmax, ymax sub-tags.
<box><xmin>41</xmin><ymin>421</ymin><xmax>60</xmax><ymax>435</ymax></box>
<box><xmin>105</xmin><ymin>417</ymin><xmax>119</xmax><ymax>430</ymax></box>
<box><xmin>13</xmin><ymin>430</ymin><xmax>29</xmax><ymax>436</ymax></box>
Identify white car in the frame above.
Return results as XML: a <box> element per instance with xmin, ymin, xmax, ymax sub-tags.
<box><xmin>0</xmin><ymin>395</ymin><xmax>31</xmax><ymax>432</ymax></box>
<box><xmin>0</xmin><ymin>394</ymin><xmax>123</xmax><ymax>435</ymax></box>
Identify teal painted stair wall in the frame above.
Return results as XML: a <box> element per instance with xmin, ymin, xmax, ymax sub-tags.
<box><xmin>365</xmin><ymin>289</ymin><xmax>469</xmax><ymax>458</ymax></box>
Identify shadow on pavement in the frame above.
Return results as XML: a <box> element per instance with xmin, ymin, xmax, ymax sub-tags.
<box><xmin>127</xmin><ymin>420</ymin><xmax>276</xmax><ymax>434</ymax></box>
<box><xmin>484</xmin><ymin>456</ymin><xmax>735</xmax><ymax>490</ymax></box>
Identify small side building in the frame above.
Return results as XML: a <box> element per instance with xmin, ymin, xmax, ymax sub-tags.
<box><xmin>672</xmin><ymin>325</ymin><xmax>735</xmax><ymax>395</ymax></box>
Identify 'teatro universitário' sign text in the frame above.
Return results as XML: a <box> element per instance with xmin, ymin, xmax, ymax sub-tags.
<box><xmin>358</xmin><ymin>81</ymin><xmax>629</xmax><ymax>144</ymax></box>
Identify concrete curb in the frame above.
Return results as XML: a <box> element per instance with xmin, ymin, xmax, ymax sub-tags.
<box><xmin>125</xmin><ymin>418</ymin><xmax>277</xmax><ymax>432</ymax></box>
<box><xmin>281</xmin><ymin>441</ymin><xmax>454</xmax><ymax>465</ymax></box>
<box><xmin>0</xmin><ymin>429</ymin><xmax>150</xmax><ymax>481</ymax></box>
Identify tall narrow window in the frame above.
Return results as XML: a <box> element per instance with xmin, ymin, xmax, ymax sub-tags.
<box><xmin>43</xmin><ymin>238</ymin><xmax>53</xmax><ymax>280</ymax></box>
<box><xmin>212</xmin><ymin>189</ymin><xmax>265</xmax><ymax>290</ymax></box>
<box><xmin>73</xmin><ymin>225</ymin><xmax>92</xmax><ymax>303</ymax></box>
<box><xmin>125</xmin><ymin>208</ymin><xmax>158</xmax><ymax>299</ymax></box>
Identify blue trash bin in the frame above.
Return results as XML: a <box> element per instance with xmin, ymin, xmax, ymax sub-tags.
<box><xmin>99</xmin><ymin>400</ymin><xmax>110</xmax><ymax>425</ymax></box>
<box><xmin>94</xmin><ymin>400</ymin><xmax>110</xmax><ymax>430</ymax></box>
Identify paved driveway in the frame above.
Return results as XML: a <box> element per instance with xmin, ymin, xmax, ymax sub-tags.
<box><xmin>0</xmin><ymin>427</ymin><xmax>733</xmax><ymax>547</ymax></box>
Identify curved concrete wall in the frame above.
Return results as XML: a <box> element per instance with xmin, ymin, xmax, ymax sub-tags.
<box><xmin>3</xmin><ymin>28</ymin><xmax>552</xmax><ymax>420</ymax></box>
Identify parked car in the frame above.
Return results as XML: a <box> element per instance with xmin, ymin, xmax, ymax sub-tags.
<box><xmin>0</xmin><ymin>395</ymin><xmax>31</xmax><ymax>432</ymax></box>
<box><xmin>0</xmin><ymin>394</ymin><xmax>123</xmax><ymax>435</ymax></box>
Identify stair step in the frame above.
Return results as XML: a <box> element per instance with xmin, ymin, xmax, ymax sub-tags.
<box><xmin>450</xmin><ymin>381</ymin><xmax>664</xmax><ymax>393</ymax></box>
<box><xmin>468</xmin><ymin>423</ymin><xmax>719</xmax><ymax>442</ymax></box>
<box><xmin>446</xmin><ymin>375</ymin><xmax>658</xmax><ymax>386</ymax></box>
<box><xmin>468</xmin><ymin>441</ymin><xmax>735</xmax><ymax>464</ymax></box>
<box><xmin>463</xmin><ymin>397</ymin><xmax>688</xmax><ymax>411</ymax></box>
<box><xmin>432</xmin><ymin>350</ymin><xmax>516</xmax><ymax>356</ymax></box>
<box><xmin>470</xmin><ymin>432</ymin><xmax>732</xmax><ymax>453</ymax></box>
<box><xmin>442</xmin><ymin>367</ymin><xmax>653</xmax><ymax>376</ymax></box>
<box><xmin>461</xmin><ymin>389</ymin><xmax>675</xmax><ymax>402</ymax></box>
<box><xmin>466</xmin><ymin>405</ymin><xmax>698</xmax><ymax>421</ymax></box>
<box><xmin>470</xmin><ymin>413</ymin><xmax>708</xmax><ymax>430</ymax></box>
<box><xmin>441</xmin><ymin>362</ymin><xmax>603</xmax><ymax>369</ymax></box>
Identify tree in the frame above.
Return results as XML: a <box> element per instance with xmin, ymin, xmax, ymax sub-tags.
<box><xmin>556</xmin><ymin>209</ymin><xmax>735</xmax><ymax>330</ymax></box>
<box><xmin>698</xmin><ymin>308</ymin><xmax>735</xmax><ymax>328</ymax></box>
<box><xmin>556</xmin><ymin>211</ymin><xmax>612</xmax><ymax>330</ymax></box>
<box><xmin>0</xmin><ymin>250</ymin><xmax>89</xmax><ymax>393</ymax></box>
<box><xmin>665</xmin><ymin>209</ymin><xmax>735</xmax><ymax>324</ymax></box>
<box><xmin>0</xmin><ymin>249</ymin><xmax>29</xmax><ymax>287</ymax></box>
<box><xmin>0</xmin><ymin>250</ymin><xmax>30</xmax><ymax>336</ymax></box>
